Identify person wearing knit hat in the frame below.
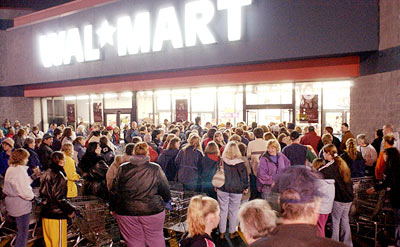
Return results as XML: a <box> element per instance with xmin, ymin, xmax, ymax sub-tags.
<box><xmin>0</xmin><ymin>138</ymin><xmax>14</xmax><ymax>176</ymax></box>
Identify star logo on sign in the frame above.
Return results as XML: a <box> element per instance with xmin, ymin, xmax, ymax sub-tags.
<box><xmin>97</xmin><ymin>20</ymin><xmax>116</xmax><ymax>47</ymax></box>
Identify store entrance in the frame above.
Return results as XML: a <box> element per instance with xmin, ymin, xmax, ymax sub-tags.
<box><xmin>246</xmin><ymin>109</ymin><xmax>294</xmax><ymax>125</ymax></box>
<box><xmin>104</xmin><ymin>109</ymin><xmax>131</xmax><ymax>129</ymax></box>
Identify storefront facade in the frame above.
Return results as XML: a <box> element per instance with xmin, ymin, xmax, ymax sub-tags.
<box><xmin>0</xmin><ymin>0</ymin><xmax>380</xmax><ymax>135</ymax></box>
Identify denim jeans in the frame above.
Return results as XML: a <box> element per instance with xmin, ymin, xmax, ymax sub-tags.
<box><xmin>15</xmin><ymin>213</ymin><xmax>30</xmax><ymax>247</ymax></box>
<box><xmin>217</xmin><ymin>189</ymin><xmax>242</xmax><ymax>233</ymax></box>
<box><xmin>331</xmin><ymin>201</ymin><xmax>353</xmax><ymax>246</ymax></box>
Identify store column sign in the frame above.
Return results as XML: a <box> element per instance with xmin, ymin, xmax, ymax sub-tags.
<box><xmin>93</xmin><ymin>103</ymin><xmax>103</xmax><ymax>122</ymax></box>
<box><xmin>38</xmin><ymin>0</ymin><xmax>252</xmax><ymax>68</ymax></box>
<box><xmin>67</xmin><ymin>104</ymin><xmax>75</xmax><ymax>123</ymax></box>
<box><xmin>176</xmin><ymin>99</ymin><xmax>188</xmax><ymax>121</ymax></box>
<box><xmin>299</xmin><ymin>95</ymin><xmax>318</xmax><ymax>123</ymax></box>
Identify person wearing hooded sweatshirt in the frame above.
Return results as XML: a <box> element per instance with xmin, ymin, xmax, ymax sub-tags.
<box><xmin>217</xmin><ymin>141</ymin><xmax>249</xmax><ymax>240</ymax></box>
<box><xmin>78</xmin><ymin>142</ymin><xmax>109</xmax><ymax>200</ymax></box>
<box><xmin>200</xmin><ymin>141</ymin><xmax>220</xmax><ymax>200</ymax></box>
<box><xmin>175</xmin><ymin>134</ymin><xmax>204</xmax><ymax>191</ymax></box>
<box><xmin>257</xmin><ymin>139</ymin><xmax>290</xmax><ymax>199</ymax></box>
<box><xmin>110</xmin><ymin>142</ymin><xmax>171</xmax><ymax>247</ymax></box>
<box><xmin>156</xmin><ymin>137</ymin><xmax>180</xmax><ymax>181</ymax></box>
<box><xmin>39</xmin><ymin>152</ymin><xmax>75</xmax><ymax>247</ymax></box>
<box><xmin>312</xmin><ymin>158</ymin><xmax>335</xmax><ymax>237</ymax></box>
<box><xmin>106</xmin><ymin>143</ymin><xmax>134</xmax><ymax>190</ymax></box>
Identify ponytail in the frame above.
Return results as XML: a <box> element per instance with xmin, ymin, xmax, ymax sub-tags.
<box><xmin>187</xmin><ymin>195</ymin><xmax>219</xmax><ymax>237</ymax></box>
<box><xmin>323</xmin><ymin>144</ymin><xmax>351</xmax><ymax>184</ymax></box>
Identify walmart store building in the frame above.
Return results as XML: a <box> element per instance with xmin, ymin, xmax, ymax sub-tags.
<box><xmin>0</xmin><ymin>0</ymin><xmax>397</xmax><ymax>138</ymax></box>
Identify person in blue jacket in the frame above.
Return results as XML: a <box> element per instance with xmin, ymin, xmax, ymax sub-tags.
<box><xmin>0</xmin><ymin>138</ymin><xmax>14</xmax><ymax>176</ymax></box>
<box><xmin>23</xmin><ymin>137</ymin><xmax>42</xmax><ymax>187</ymax></box>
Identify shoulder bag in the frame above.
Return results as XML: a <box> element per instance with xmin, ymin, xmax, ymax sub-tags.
<box><xmin>212</xmin><ymin>159</ymin><xmax>225</xmax><ymax>188</ymax></box>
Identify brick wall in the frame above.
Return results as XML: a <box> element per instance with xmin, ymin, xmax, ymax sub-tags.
<box><xmin>379</xmin><ymin>0</ymin><xmax>400</xmax><ymax>50</ymax></box>
<box><xmin>0</xmin><ymin>31</ymin><xmax>5</xmax><ymax>83</ymax></box>
<box><xmin>351</xmin><ymin>0</ymin><xmax>400</xmax><ymax>139</ymax></box>
<box><xmin>0</xmin><ymin>97</ymin><xmax>40</xmax><ymax>127</ymax></box>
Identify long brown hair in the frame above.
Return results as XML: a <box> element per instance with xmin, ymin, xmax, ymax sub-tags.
<box><xmin>323</xmin><ymin>144</ymin><xmax>351</xmax><ymax>183</ymax></box>
<box><xmin>345</xmin><ymin>138</ymin><xmax>357</xmax><ymax>160</ymax></box>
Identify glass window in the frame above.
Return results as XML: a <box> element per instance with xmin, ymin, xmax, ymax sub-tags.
<box><xmin>154</xmin><ymin>90</ymin><xmax>171</xmax><ymax>125</ymax></box>
<box><xmin>76</xmin><ymin>95</ymin><xmax>90</xmax><ymax>124</ymax></box>
<box><xmin>323</xmin><ymin>81</ymin><xmax>351</xmax><ymax>110</ymax></box>
<box><xmin>64</xmin><ymin>96</ymin><xmax>76</xmax><ymax>126</ymax></box>
<box><xmin>218</xmin><ymin>86</ymin><xmax>243</xmax><ymax>126</ymax></box>
<box><xmin>191</xmin><ymin>87</ymin><xmax>215</xmax><ymax>124</ymax></box>
<box><xmin>246</xmin><ymin>83</ymin><xmax>293</xmax><ymax>105</ymax></box>
<box><xmin>104</xmin><ymin>92</ymin><xmax>132</xmax><ymax>109</ymax></box>
<box><xmin>54</xmin><ymin>97</ymin><xmax>65</xmax><ymax>126</ymax></box>
<box><xmin>137</xmin><ymin>91</ymin><xmax>154</xmax><ymax>124</ymax></box>
<box><xmin>46</xmin><ymin>97</ymin><xmax>54</xmax><ymax>124</ymax></box>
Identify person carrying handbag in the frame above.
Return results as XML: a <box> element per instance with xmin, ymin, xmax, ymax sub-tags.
<box><xmin>214</xmin><ymin>141</ymin><xmax>248</xmax><ymax>240</ymax></box>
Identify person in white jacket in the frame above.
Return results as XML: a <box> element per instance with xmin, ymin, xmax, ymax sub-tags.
<box><xmin>3</xmin><ymin>148</ymin><xmax>34</xmax><ymax>247</ymax></box>
<box><xmin>312</xmin><ymin>158</ymin><xmax>335</xmax><ymax>238</ymax></box>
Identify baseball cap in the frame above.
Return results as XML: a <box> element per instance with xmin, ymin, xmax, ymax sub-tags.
<box><xmin>290</xmin><ymin>131</ymin><xmax>300</xmax><ymax>140</ymax></box>
<box><xmin>43</xmin><ymin>133</ymin><xmax>53</xmax><ymax>140</ymax></box>
<box><xmin>2</xmin><ymin>138</ymin><xmax>14</xmax><ymax>148</ymax></box>
<box><xmin>271</xmin><ymin>166</ymin><xmax>322</xmax><ymax>204</ymax></box>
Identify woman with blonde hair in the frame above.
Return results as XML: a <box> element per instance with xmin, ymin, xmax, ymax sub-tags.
<box><xmin>110</xmin><ymin>142</ymin><xmax>171</xmax><ymax>247</ymax></box>
<box><xmin>217</xmin><ymin>141</ymin><xmax>249</xmax><ymax>239</ymax></box>
<box><xmin>320</xmin><ymin>144</ymin><xmax>353</xmax><ymax>246</ymax></box>
<box><xmin>61</xmin><ymin>143</ymin><xmax>80</xmax><ymax>198</ymax></box>
<box><xmin>3</xmin><ymin>149</ymin><xmax>34</xmax><ymax>247</ymax></box>
<box><xmin>175</xmin><ymin>134</ymin><xmax>203</xmax><ymax>191</ymax></box>
<box><xmin>180</xmin><ymin>196</ymin><xmax>220</xmax><ymax>247</ymax></box>
<box><xmin>257</xmin><ymin>139</ymin><xmax>290</xmax><ymax>199</ymax></box>
<box><xmin>340</xmin><ymin>138</ymin><xmax>365</xmax><ymax>177</ymax></box>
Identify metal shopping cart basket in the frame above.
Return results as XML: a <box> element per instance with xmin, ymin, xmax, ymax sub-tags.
<box><xmin>68</xmin><ymin>196</ymin><xmax>120</xmax><ymax>247</ymax></box>
<box><xmin>350</xmin><ymin>176</ymin><xmax>394</xmax><ymax>247</ymax></box>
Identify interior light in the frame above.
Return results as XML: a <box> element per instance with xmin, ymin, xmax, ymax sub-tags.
<box><xmin>217</xmin><ymin>0</ymin><xmax>252</xmax><ymax>41</ymax></box>
<box><xmin>63</xmin><ymin>28</ymin><xmax>84</xmax><ymax>65</ymax></box>
<box><xmin>84</xmin><ymin>25</ymin><xmax>100</xmax><ymax>61</ymax></box>
<box><xmin>185</xmin><ymin>0</ymin><xmax>216</xmax><ymax>47</ymax></box>
<box><xmin>77</xmin><ymin>95</ymin><xmax>89</xmax><ymax>100</ymax></box>
<box><xmin>121</xmin><ymin>91</ymin><xmax>133</xmax><ymax>97</ymax></box>
<box><xmin>104</xmin><ymin>93</ymin><xmax>118</xmax><ymax>99</ymax></box>
<box><xmin>153</xmin><ymin>6</ymin><xmax>184</xmax><ymax>52</ymax></box>
<box><xmin>117</xmin><ymin>13</ymin><xmax>151</xmax><ymax>56</ymax></box>
<box><xmin>64</xmin><ymin>96</ymin><xmax>77</xmax><ymax>101</ymax></box>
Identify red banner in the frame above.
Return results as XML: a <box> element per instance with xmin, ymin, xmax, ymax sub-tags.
<box><xmin>175</xmin><ymin>99</ymin><xmax>188</xmax><ymax>122</ymax></box>
<box><xmin>93</xmin><ymin>102</ymin><xmax>103</xmax><ymax>123</ymax></box>
<box><xmin>67</xmin><ymin>104</ymin><xmax>75</xmax><ymax>123</ymax></box>
<box><xmin>299</xmin><ymin>95</ymin><xmax>318</xmax><ymax>123</ymax></box>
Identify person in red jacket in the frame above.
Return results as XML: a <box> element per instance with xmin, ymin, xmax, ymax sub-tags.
<box><xmin>300</xmin><ymin>126</ymin><xmax>321</xmax><ymax>154</ymax></box>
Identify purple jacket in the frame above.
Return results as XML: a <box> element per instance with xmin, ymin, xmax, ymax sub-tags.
<box><xmin>257</xmin><ymin>152</ymin><xmax>290</xmax><ymax>193</ymax></box>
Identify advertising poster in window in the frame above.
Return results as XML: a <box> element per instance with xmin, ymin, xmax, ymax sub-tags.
<box><xmin>300</xmin><ymin>95</ymin><xmax>318</xmax><ymax>123</ymax></box>
<box><xmin>175</xmin><ymin>99</ymin><xmax>188</xmax><ymax>121</ymax></box>
<box><xmin>67</xmin><ymin>104</ymin><xmax>75</xmax><ymax>123</ymax></box>
<box><xmin>93</xmin><ymin>103</ymin><xmax>103</xmax><ymax>122</ymax></box>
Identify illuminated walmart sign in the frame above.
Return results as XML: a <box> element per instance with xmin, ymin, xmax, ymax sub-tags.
<box><xmin>39</xmin><ymin>0</ymin><xmax>252</xmax><ymax>68</ymax></box>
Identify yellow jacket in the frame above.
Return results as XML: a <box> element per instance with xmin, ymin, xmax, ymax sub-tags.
<box><xmin>63</xmin><ymin>153</ymin><xmax>80</xmax><ymax>198</ymax></box>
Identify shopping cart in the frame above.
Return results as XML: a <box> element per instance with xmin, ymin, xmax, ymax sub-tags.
<box><xmin>350</xmin><ymin>177</ymin><xmax>394</xmax><ymax>247</ymax></box>
<box><xmin>68</xmin><ymin>196</ymin><xmax>120</xmax><ymax>247</ymax></box>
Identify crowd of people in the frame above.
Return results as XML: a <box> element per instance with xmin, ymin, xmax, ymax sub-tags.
<box><xmin>0</xmin><ymin>117</ymin><xmax>398</xmax><ymax>247</ymax></box>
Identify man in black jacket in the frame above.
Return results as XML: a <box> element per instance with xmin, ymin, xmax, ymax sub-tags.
<box><xmin>37</xmin><ymin>134</ymin><xmax>53</xmax><ymax>170</ymax></box>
